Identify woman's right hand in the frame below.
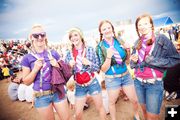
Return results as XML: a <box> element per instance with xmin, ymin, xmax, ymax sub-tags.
<box><xmin>130</xmin><ymin>54</ymin><xmax>138</xmax><ymax>63</ymax></box>
<box><xmin>69</xmin><ymin>59</ymin><xmax>76</xmax><ymax>68</ymax></box>
<box><xmin>32</xmin><ymin>58</ymin><xmax>44</xmax><ymax>73</ymax></box>
<box><xmin>107</xmin><ymin>47</ymin><xmax>113</xmax><ymax>58</ymax></box>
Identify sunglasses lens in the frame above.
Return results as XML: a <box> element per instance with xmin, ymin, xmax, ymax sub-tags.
<box><xmin>40</xmin><ymin>33</ymin><xmax>45</xmax><ymax>38</ymax></box>
<box><xmin>32</xmin><ymin>32</ymin><xmax>46</xmax><ymax>39</ymax></box>
<box><xmin>32</xmin><ymin>34</ymin><xmax>39</xmax><ymax>39</ymax></box>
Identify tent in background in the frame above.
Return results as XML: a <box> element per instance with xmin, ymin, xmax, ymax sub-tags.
<box><xmin>153</xmin><ymin>16</ymin><xmax>173</xmax><ymax>27</ymax></box>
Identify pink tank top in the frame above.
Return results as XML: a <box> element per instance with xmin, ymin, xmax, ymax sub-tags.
<box><xmin>135</xmin><ymin>44</ymin><xmax>163</xmax><ymax>79</ymax></box>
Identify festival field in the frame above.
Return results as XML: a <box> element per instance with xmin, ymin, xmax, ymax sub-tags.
<box><xmin>0</xmin><ymin>72</ymin><xmax>179</xmax><ymax>120</ymax></box>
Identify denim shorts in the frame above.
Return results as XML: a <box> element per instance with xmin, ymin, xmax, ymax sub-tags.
<box><xmin>75</xmin><ymin>78</ymin><xmax>101</xmax><ymax>97</ymax></box>
<box><xmin>105</xmin><ymin>73</ymin><xmax>134</xmax><ymax>90</ymax></box>
<box><xmin>134</xmin><ymin>79</ymin><xmax>163</xmax><ymax>114</ymax></box>
<box><xmin>34</xmin><ymin>92</ymin><xmax>66</xmax><ymax>108</ymax></box>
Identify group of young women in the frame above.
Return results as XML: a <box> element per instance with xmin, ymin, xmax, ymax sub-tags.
<box><xmin>21</xmin><ymin>14</ymin><xmax>180</xmax><ymax>120</ymax></box>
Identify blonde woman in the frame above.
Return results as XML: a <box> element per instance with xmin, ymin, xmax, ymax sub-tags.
<box><xmin>21</xmin><ymin>24</ymin><xmax>70</xmax><ymax>120</ymax></box>
<box><xmin>65</xmin><ymin>28</ymin><xmax>106</xmax><ymax>120</ymax></box>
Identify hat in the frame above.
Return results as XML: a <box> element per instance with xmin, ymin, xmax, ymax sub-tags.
<box><xmin>68</xmin><ymin>27</ymin><xmax>84</xmax><ymax>39</ymax></box>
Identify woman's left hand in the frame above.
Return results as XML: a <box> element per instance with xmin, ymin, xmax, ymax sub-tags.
<box><xmin>50</xmin><ymin>58</ymin><xmax>59</xmax><ymax>67</ymax></box>
<box><xmin>82</xmin><ymin>58</ymin><xmax>91</xmax><ymax>66</ymax></box>
<box><xmin>123</xmin><ymin>42</ymin><xmax>130</xmax><ymax>49</ymax></box>
<box><xmin>130</xmin><ymin>54</ymin><xmax>138</xmax><ymax>63</ymax></box>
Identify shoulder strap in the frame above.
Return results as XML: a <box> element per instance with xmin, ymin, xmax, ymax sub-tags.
<box><xmin>30</xmin><ymin>51</ymin><xmax>39</xmax><ymax>60</ymax></box>
<box><xmin>99</xmin><ymin>41</ymin><xmax>107</xmax><ymax>56</ymax></box>
<box><xmin>99</xmin><ymin>41</ymin><xmax>118</xmax><ymax>65</ymax></box>
<box><xmin>82</xmin><ymin>47</ymin><xmax>86</xmax><ymax>58</ymax></box>
<box><xmin>148</xmin><ymin>40</ymin><xmax>158</xmax><ymax>80</ymax></box>
<box><xmin>149</xmin><ymin>42</ymin><xmax>155</xmax><ymax>55</ymax></box>
<box><xmin>30</xmin><ymin>51</ymin><xmax>44</xmax><ymax>91</ymax></box>
<box><xmin>72</xmin><ymin>48</ymin><xmax>77</xmax><ymax>61</ymax></box>
<box><xmin>47</xmin><ymin>49</ymin><xmax>54</xmax><ymax>59</ymax></box>
<box><xmin>116</xmin><ymin>38</ymin><xmax>125</xmax><ymax>47</ymax></box>
<box><xmin>72</xmin><ymin>47</ymin><xmax>86</xmax><ymax>61</ymax></box>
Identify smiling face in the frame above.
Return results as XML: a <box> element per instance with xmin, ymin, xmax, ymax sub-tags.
<box><xmin>135</xmin><ymin>15</ymin><xmax>154</xmax><ymax>37</ymax></box>
<box><xmin>69</xmin><ymin>30</ymin><xmax>83</xmax><ymax>47</ymax></box>
<box><xmin>100</xmin><ymin>22</ymin><xmax>114</xmax><ymax>40</ymax></box>
<box><xmin>99</xmin><ymin>20</ymin><xmax>116</xmax><ymax>41</ymax></box>
<box><xmin>137</xmin><ymin>17</ymin><xmax>152</xmax><ymax>36</ymax></box>
<box><xmin>30</xmin><ymin>25</ymin><xmax>47</xmax><ymax>49</ymax></box>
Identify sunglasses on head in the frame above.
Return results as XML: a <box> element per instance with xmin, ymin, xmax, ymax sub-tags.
<box><xmin>32</xmin><ymin>32</ymin><xmax>46</xmax><ymax>39</ymax></box>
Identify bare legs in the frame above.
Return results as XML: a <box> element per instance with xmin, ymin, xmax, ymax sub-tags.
<box><xmin>107</xmin><ymin>85</ymin><xmax>140</xmax><ymax>120</ymax></box>
<box><xmin>37</xmin><ymin>99</ymin><xmax>70</xmax><ymax>120</ymax></box>
<box><xmin>75</xmin><ymin>94</ymin><xmax>106</xmax><ymax>120</ymax></box>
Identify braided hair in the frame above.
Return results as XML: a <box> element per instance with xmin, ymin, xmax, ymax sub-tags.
<box><xmin>98</xmin><ymin>20</ymin><xmax>117</xmax><ymax>41</ymax></box>
<box><xmin>135</xmin><ymin>14</ymin><xmax>154</xmax><ymax>50</ymax></box>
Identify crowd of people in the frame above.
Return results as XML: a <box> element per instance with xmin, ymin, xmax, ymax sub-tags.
<box><xmin>157</xmin><ymin>24</ymin><xmax>179</xmax><ymax>41</ymax></box>
<box><xmin>0</xmin><ymin>13</ymin><xmax>180</xmax><ymax>120</ymax></box>
<box><xmin>0</xmin><ymin>40</ymin><xmax>30</xmax><ymax>80</ymax></box>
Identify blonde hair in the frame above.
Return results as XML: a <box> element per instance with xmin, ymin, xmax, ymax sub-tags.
<box><xmin>68</xmin><ymin>27</ymin><xmax>85</xmax><ymax>51</ymax></box>
<box><xmin>68</xmin><ymin>27</ymin><xmax>84</xmax><ymax>40</ymax></box>
<box><xmin>29</xmin><ymin>24</ymin><xmax>48</xmax><ymax>52</ymax></box>
<box><xmin>32</xmin><ymin>24</ymin><xmax>44</xmax><ymax>29</ymax></box>
<box><xmin>29</xmin><ymin>24</ymin><xmax>45</xmax><ymax>39</ymax></box>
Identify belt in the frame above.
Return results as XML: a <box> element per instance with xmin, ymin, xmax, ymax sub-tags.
<box><xmin>136</xmin><ymin>77</ymin><xmax>162</xmax><ymax>84</ymax></box>
<box><xmin>76</xmin><ymin>77</ymin><xmax>95</xmax><ymax>87</ymax></box>
<box><xmin>105</xmin><ymin>71</ymin><xmax>129</xmax><ymax>78</ymax></box>
<box><xmin>34</xmin><ymin>90</ymin><xmax>54</xmax><ymax>97</ymax></box>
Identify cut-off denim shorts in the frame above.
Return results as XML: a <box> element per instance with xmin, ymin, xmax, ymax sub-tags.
<box><xmin>75</xmin><ymin>78</ymin><xmax>101</xmax><ymax>98</ymax></box>
<box><xmin>34</xmin><ymin>92</ymin><xmax>66</xmax><ymax>108</ymax></box>
<box><xmin>134</xmin><ymin>78</ymin><xmax>163</xmax><ymax>114</ymax></box>
<box><xmin>105</xmin><ymin>73</ymin><xmax>134</xmax><ymax>90</ymax></box>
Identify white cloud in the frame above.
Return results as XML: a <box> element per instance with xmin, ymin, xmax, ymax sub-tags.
<box><xmin>13</xmin><ymin>28</ymin><xmax>28</xmax><ymax>34</ymax></box>
<box><xmin>0</xmin><ymin>0</ymin><xmax>179</xmax><ymax>41</ymax></box>
<box><xmin>153</xmin><ymin>10</ymin><xmax>180</xmax><ymax>18</ymax></box>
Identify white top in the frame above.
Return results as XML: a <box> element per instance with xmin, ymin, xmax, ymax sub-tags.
<box><xmin>102</xmin><ymin>90</ymin><xmax>109</xmax><ymax>113</ymax></box>
<box><xmin>67</xmin><ymin>90</ymin><xmax>75</xmax><ymax>105</ymax></box>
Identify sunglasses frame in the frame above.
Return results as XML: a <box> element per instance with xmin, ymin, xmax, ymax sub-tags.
<box><xmin>32</xmin><ymin>32</ymin><xmax>46</xmax><ymax>39</ymax></box>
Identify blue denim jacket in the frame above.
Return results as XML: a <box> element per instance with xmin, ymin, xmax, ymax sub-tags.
<box><xmin>130</xmin><ymin>34</ymin><xmax>180</xmax><ymax>72</ymax></box>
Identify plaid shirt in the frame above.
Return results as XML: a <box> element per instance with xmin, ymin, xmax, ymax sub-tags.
<box><xmin>65</xmin><ymin>46</ymin><xmax>100</xmax><ymax>73</ymax></box>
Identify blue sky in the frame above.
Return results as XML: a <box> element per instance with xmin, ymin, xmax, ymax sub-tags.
<box><xmin>0</xmin><ymin>0</ymin><xmax>180</xmax><ymax>43</ymax></box>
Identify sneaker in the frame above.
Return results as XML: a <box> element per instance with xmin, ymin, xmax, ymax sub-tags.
<box><xmin>171</xmin><ymin>92</ymin><xmax>177</xmax><ymax>99</ymax></box>
<box><xmin>53</xmin><ymin>107</ymin><xmax>56</xmax><ymax>112</ymax></box>
<box><xmin>166</xmin><ymin>92</ymin><xmax>177</xmax><ymax>101</ymax></box>
<box><xmin>163</xmin><ymin>90</ymin><xmax>168</xmax><ymax>99</ymax></box>
<box><xmin>83</xmin><ymin>103</ymin><xmax>89</xmax><ymax>110</ymax></box>
<box><xmin>106</xmin><ymin>112</ymin><xmax>110</xmax><ymax>115</ymax></box>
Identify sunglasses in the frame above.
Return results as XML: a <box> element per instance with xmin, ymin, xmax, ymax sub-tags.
<box><xmin>32</xmin><ymin>32</ymin><xmax>46</xmax><ymax>39</ymax></box>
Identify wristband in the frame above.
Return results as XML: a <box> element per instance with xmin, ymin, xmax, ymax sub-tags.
<box><xmin>106</xmin><ymin>57</ymin><xmax>111</xmax><ymax>59</ymax></box>
<box><xmin>20</xmin><ymin>78</ymin><xmax>23</xmax><ymax>83</ymax></box>
<box><xmin>32</xmin><ymin>69</ymin><xmax>39</xmax><ymax>74</ymax></box>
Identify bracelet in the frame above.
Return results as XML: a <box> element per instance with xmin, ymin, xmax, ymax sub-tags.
<box><xmin>32</xmin><ymin>69</ymin><xmax>39</xmax><ymax>74</ymax></box>
<box><xmin>20</xmin><ymin>78</ymin><xmax>23</xmax><ymax>83</ymax></box>
<box><xmin>106</xmin><ymin>57</ymin><xmax>111</xmax><ymax>59</ymax></box>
